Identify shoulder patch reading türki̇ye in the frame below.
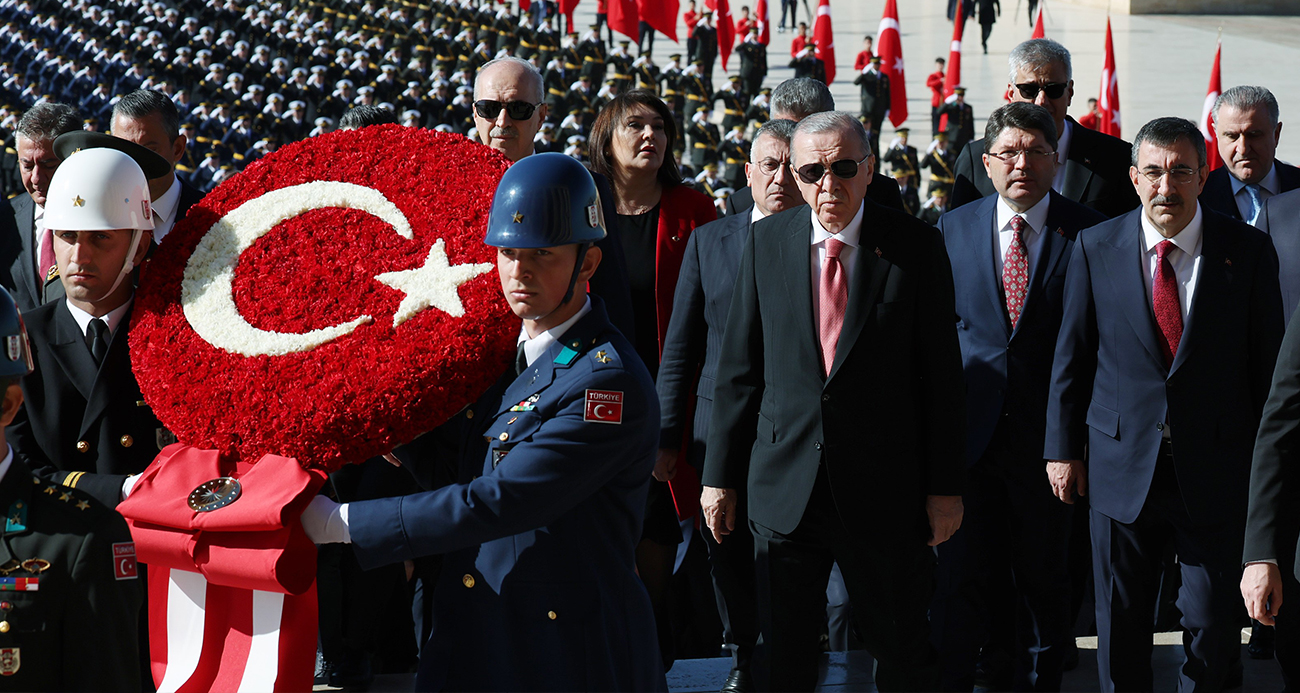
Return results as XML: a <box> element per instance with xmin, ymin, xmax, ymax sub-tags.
<box><xmin>583</xmin><ymin>389</ymin><xmax>623</xmax><ymax>424</ymax></box>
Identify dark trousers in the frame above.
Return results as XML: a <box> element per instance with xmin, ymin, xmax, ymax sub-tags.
<box><xmin>639</xmin><ymin>21</ymin><xmax>655</xmax><ymax>54</ymax></box>
<box><xmin>1270</xmin><ymin>540</ymin><xmax>1300</xmax><ymax>692</ymax></box>
<box><xmin>703</xmin><ymin>494</ymin><xmax>759</xmax><ymax>673</ymax></box>
<box><xmin>1091</xmin><ymin>445</ymin><xmax>1243</xmax><ymax>692</ymax></box>
<box><xmin>780</xmin><ymin>0</ymin><xmax>799</xmax><ymax>28</ymax></box>
<box><xmin>932</xmin><ymin>106</ymin><xmax>942</xmax><ymax>137</ymax></box>
<box><xmin>931</xmin><ymin>436</ymin><xmax>1074</xmax><ymax>691</ymax></box>
<box><xmin>751</xmin><ymin>467</ymin><xmax>939</xmax><ymax>692</ymax></box>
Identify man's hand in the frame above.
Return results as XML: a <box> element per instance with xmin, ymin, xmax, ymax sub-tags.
<box><xmin>701</xmin><ymin>486</ymin><xmax>738</xmax><ymax>544</ymax></box>
<box><xmin>301</xmin><ymin>495</ymin><xmax>351</xmax><ymax>544</ymax></box>
<box><xmin>120</xmin><ymin>474</ymin><xmax>141</xmax><ymax>501</ymax></box>
<box><xmin>1046</xmin><ymin>459</ymin><xmax>1087</xmax><ymax>504</ymax></box>
<box><xmin>653</xmin><ymin>448</ymin><xmax>678</xmax><ymax>482</ymax></box>
<box><xmin>926</xmin><ymin>495</ymin><xmax>963</xmax><ymax>546</ymax></box>
<box><xmin>1242</xmin><ymin>562</ymin><xmax>1284</xmax><ymax>626</ymax></box>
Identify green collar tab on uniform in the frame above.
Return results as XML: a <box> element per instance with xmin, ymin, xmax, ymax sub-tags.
<box><xmin>554</xmin><ymin>345</ymin><xmax>580</xmax><ymax>366</ymax></box>
<box><xmin>4</xmin><ymin>500</ymin><xmax>26</xmax><ymax>534</ymax></box>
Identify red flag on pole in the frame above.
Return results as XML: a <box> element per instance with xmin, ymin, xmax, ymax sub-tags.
<box><xmin>1200</xmin><ymin>39</ymin><xmax>1224</xmax><ymax>171</ymax></box>
<box><xmin>813</xmin><ymin>0</ymin><xmax>835</xmax><ymax>83</ymax></box>
<box><xmin>940</xmin><ymin>1</ymin><xmax>965</xmax><ymax>130</ymax></box>
<box><xmin>717</xmin><ymin>0</ymin><xmax>735</xmax><ymax>70</ymax></box>
<box><xmin>755</xmin><ymin>0</ymin><xmax>770</xmax><ymax>45</ymax></box>
<box><xmin>607</xmin><ymin>0</ymin><xmax>639</xmax><ymax>40</ymax></box>
<box><xmin>1097</xmin><ymin>17</ymin><xmax>1120</xmax><ymax>138</ymax></box>
<box><xmin>877</xmin><ymin>0</ymin><xmax>907</xmax><ymax>127</ymax></box>
<box><xmin>559</xmin><ymin>0</ymin><xmax>580</xmax><ymax>34</ymax></box>
<box><xmin>637</xmin><ymin>0</ymin><xmax>679</xmax><ymax>42</ymax></box>
<box><xmin>519</xmin><ymin>0</ymin><xmax>530</xmax><ymax>11</ymax></box>
<box><xmin>1031</xmin><ymin>7</ymin><xmax>1045</xmax><ymax>38</ymax></box>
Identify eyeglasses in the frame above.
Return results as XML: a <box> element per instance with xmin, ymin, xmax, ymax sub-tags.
<box><xmin>987</xmin><ymin>149</ymin><xmax>1056</xmax><ymax>164</ymax></box>
<box><xmin>1014</xmin><ymin>82</ymin><xmax>1068</xmax><ymax>100</ymax></box>
<box><xmin>795</xmin><ymin>154</ymin><xmax>871</xmax><ymax>185</ymax></box>
<box><xmin>473</xmin><ymin>99</ymin><xmax>541</xmax><ymax>121</ymax></box>
<box><xmin>1140</xmin><ymin>167</ymin><xmax>1200</xmax><ymax>185</ymax></box>
<box><xmin>756</xmin><ymin>157</ymin><xmax>792</xmax><ymax>176</ymax></box>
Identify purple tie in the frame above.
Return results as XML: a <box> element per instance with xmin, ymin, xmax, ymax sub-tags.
<box><xmin>819</xmin><ymin>238</ymin><xmax>848</xmax><ymax>377</ymax></box>
<box><xmin>1153</xmin><ymin>240</ymin><xmax>1183</xmax><ymax>367</ymax></box>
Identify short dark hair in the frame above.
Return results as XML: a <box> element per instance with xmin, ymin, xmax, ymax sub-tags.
<box><xmin>112</xmin><ymin>89</ymin><xmax>180</xmax><ymax>141</ymax></box>
<box><xmin>770</xmin><ymin>78</ymin><xmax>834</xmax><ymax>120</ymax></box>
<box><xmin>982</xmin><ymin>102</ymin><xmax>1058</xmax><ymax>153</ymax></box>
<box><xmin>15</xmin><ymin>102</ymin><xmax>81</xmax><ymax>143</ymax></box>
<box><xmin>1131</xmin><ymin>117</ymin><xmax>1206</xmax><ymax>168</ymax></box>
<box><xmin>588</xmin><ymin>90</ymin><xmax>681</xmax><ymax>189</ymax></box>
<box><xmin>339</xmin><ymin>104</ymin><xmax>398</xmax><ymax>129</ymax></box>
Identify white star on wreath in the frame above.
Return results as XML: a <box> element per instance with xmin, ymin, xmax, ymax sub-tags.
<box><xmin>376</xmin><ymin>239</ymin><xmax>494</xmax><ymax>326</ymax></box>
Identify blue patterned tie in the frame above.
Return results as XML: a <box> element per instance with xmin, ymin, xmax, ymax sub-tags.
<box><xmin>1245</xmin><ymin>184</ymin><xmax>1264</xmax><ymax>226</ymax></box>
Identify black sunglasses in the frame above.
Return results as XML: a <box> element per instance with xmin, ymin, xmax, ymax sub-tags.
<box><xmin>473</xmin><ymin>99</ymin><xmax>540</xmax><ymax>121</ymax></box>
<box><xmin>795</xmin><ymin>154</ymin><xmax>870</xmax><ymax>185</ymax></box>
<box><xmin>1014</xmin><ymin>82</ymin><xmax>1068</xmax><ymax>100</ymax></box>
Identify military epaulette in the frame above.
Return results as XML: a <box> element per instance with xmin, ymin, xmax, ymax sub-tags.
<box><xmin>589</xmin><ymin>343</ymin><xmax>622</xmax><ymax>371</ymax></box>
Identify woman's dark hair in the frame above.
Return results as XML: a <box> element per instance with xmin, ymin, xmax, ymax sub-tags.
<box><xmin>588</xmin><ymin>90</ymin><xmax>681</xmax><ymax>189</ymax></box>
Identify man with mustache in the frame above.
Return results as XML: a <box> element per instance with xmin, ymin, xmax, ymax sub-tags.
<box><xmin>1045</xmin><ymin>117</ymin><xmax>1284</xmax><ymax>691</ymax></box>
<box><xmin>932</xmin><ymin>103</ymin><xmax>1104</xmax><ymax>691</ymax></box>
<box><xmin>657</xmin><ymin>118</ymin><xmax>802</xmax><ymax>693</ymax></box>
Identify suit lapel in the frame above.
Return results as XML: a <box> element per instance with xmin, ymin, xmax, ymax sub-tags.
<box><xmin>48</xmin><ymin>303</ymin><xmax>97</xmax><ymax>401</ymax></box>
<box><xmin>780</xmin><ymin>213</ymin><xmax>820</xmax><ymax>360</ymax></box>
<box><xmin>1098</xmin><ymin>215</ymin><xmax>1165</xmax><ymax>367</ymax></box>
<box><xmin>495</xmin><ymin>350</ymin><xmax>558</xmax><ymax>419</ymax></box>
<box><xmin>1169</xmin><ymin>213</ymin><xmax>1223</xmax><ymax>375</ymax></box>
<box><xmin>1017</xmin><ymin>195</ymin><xmax>1071</xmax><ymax>334</ymax></box>
<box><xmin>829</xmin><ymin>210</ymin><xmax>887</xmax><ymax>380</ymax></box>
<box><xmin>1060</xmin><ymin>157</ymin><xmax>1095</xmax><ymax>204</ymax></box>
<box><xmin>11</xmin><ymin>195</ymin><xmax>35</xmax><ymax>308</ymax></box>
<box><xmin>80</xmin><ymin>306</ymin><xmax>135</xmax><ymax>438</ymax></box>
<box><xmin>975</xmin><ymin>197</ymin><xmax>1011</xmax><ymax>339</ymax></box>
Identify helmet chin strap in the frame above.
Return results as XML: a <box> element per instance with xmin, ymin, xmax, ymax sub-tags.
<box><xmin>88</xmin><ymin>228</ymin><xmax>145</xmax><ymax>304</ymax></box>
<box><xmin>559</xmin><ymin>242</ymin><xmax>591</xmax><ymax>307</ymax></box>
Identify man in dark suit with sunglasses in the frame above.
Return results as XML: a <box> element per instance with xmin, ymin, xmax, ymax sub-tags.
<box><xmin>949</xmin><ymin>39</ymin><xmax>1138</xmax><ymax>219</ymax></box>
<box><xmin>703</xmin><ymin>111</ymin><xmax>965</xmax><ymax>691</ymax></box>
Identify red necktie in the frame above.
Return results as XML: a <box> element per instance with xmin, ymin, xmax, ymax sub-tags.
<box><xmin>819</xmin><ymin>238</ymin><xmax>848</xmax><ymax>377</ymax></box>
<box><xmin>1003</xmin><ymin>215</ymin><xmax>1029</xmax><ymax>328</ymax></box>
<box><xmin>37</xmin><ymin>223</ymin><xmax>54</xmax><ymax>288</ymax></box>
<box><xmin>1153</xmin><ymin>240</ymin><xmax>1183</xmax><ymax>367</ymax></box>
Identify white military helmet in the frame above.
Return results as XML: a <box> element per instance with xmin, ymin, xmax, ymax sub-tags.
<box><xmin>44</xmin><ymin>148</ymin><xmax>154</xmax><ymax>232</ymax></box>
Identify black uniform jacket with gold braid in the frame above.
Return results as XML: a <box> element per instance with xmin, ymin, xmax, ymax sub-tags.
<box><xmin>7</xmin><ymin>300</ymin><xmax>168</xmax><ymax>509</ymax></box>
<box><xmin>0</xmin><ymin>454</ymin><xmax>142</xmax><ymax>691</ymax></box>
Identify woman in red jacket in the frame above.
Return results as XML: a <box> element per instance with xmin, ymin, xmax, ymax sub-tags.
<box><xmin>588</xmin><ymin>90</ymin><xmax>716</xmax><ymax>668</ymax></box>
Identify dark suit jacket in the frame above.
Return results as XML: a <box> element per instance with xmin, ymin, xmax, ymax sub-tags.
<box><xmin>1245</xmin><ymin>300</ymin><xmax>1300</xmax><ymax>578</ymax></box>
<box><xmin>940</xmin><ymin>191</ymin><xmax>1106</xmax><ymax>466</ymax></box>
<box><xmin>7</xmin><ymin>192</ymin><xmax>64</xmax><ymax>313</ymax></box>
<box><xmin>723</xmin><ymin>173</ymin><xmax>906</xmax><ymax>216</ymax></box>
<box><xmin>1044</xmin><ymin>205</ymin><xmax>1284</xmax><ymax>526</ymax></box>
<box><xmin>175</xmin><ymin>177</ymin><xmax>205</xmax><ymax>222</ymax></box>
<box><xmin>657</xmin><ymin>210</ymin><xmax>752</xmax><ymax>470</ymax></box>
<box><xmin>1256</xmin><ymin>188</ymin><xmax>1300</xmax><ymax>325</ymax></box>
<box><xmin>589</xmin><ymin>170</ymin><xmax>636</xmax><ymax>342</ymax></box>
<box><xmin>7</xmin><ymin>300</ymin><xmax>168</xmax><ymax>508</ymax></box>
<box><xmin>1200</xmin><ymin>162</ymin><xmax>1300</xmax><ymax>222</ymax></box>
<box><xmin>950</xmin><ymin>117</ymin><xmax>1140</xmax><ymax>219</ymax></box>
<box><xmin>703</xmin><ymin>201</ymin><xmax>966</xmax><ymax>545</ymax></box>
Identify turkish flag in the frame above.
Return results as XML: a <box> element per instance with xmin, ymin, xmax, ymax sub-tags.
<box><xmin>559</xmin><ymin>0</ymin><xmax>580</xmax><ymax>32</ymax></box>
<box><xmin>877</xmin><ymin>0</ymin><xmax>907</xmax><ymax>127</ymax></box>
<box><xmin>940</xmin><ymin>0</ymin><xmax>965</xmax><ymax>129</ymax></box>
<box><xmin>637</xmin><ymin>0</ymin><xmax>678</xmax><ymax>42</ymax></box>
<box><xmin>755</xmin><ymin>0</ymin><xmax>770</xmax><ymax>44</ymax></box>
<box><xmin>1097</xmin><ymin>17</ymin><xmax>1121</xmax><ymax>138</ymax></box>
<box><xmin>608</xmin><ymin>0</ymin><xmax>639</xmax><ymax>40</ymax></box>
<box><xmin>1200</xmin><ymin>40</ymin><xmax>1224</xmax><ymax>171</ymax></box>
<box><xmin>813</xmin><ymin>0</ymin><xmax>835</xmax><ymax>83</ymax></box>
<box><xmin>717</xmin><ymin>0</ymin><xmax>736</xmax><ymax>70</ymax></box>
<box><xmin>1031</xmin><ymin>7</ymin><xmax>1045</xmax><ymax>38</ymax></box>
<box><xmin>519</xmin><ymin>0</ymin><xmax>530</xmax><ymax>11</ymax></box>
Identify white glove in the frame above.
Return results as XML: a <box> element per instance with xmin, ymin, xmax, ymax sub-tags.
<box><xmin>121</xmin><ymin>474</ymin><xmax>141</xmax><ymax>501</ymax></box>
<box><xmin>301</xmin><ymin>495</ymin><xmax>352</xmax><ymax>544</ymax></box>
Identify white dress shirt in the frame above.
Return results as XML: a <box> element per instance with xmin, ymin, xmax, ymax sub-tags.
<box><xmin>1230</xmin><ymin>163</ymin><xmax>1281</xmax><ymax>226</ymax></box>
<box><xmin>1052</xmin><ymin>119</ymin><xmax>1075</xmax><ymax>193</ymax></box>
<box><xmin>809</xmin><ymin>202</ymin><xmax>865</xmax><ymax>325</ymax></box>
<box><xmin>1139</xmin><ymin>203</ymin><xmax>1204</xmax><ymax>325</ymax></box>
<box><xmin>33</xmin><ymin>203</ymin><xmax>48</xmax><ymax>279</ymax></box>
<box><xmin>65</xmin><ymin>297</ymin><xmax>133</xmax><ymax>339</ymax></box>
<box><xmin>750</xmin><ymin>203</ymin><xmax>768</xmax><ymax>225</ymax></box>
<box><xmin>150</xmin><ymin>176</ymin><xmax>183</xmax><ymax>244</ymax></box>
<box><xmin>516</xmin><ymin>296</ymin><xmax>592</xmax><ymax>368</ymax></box>
<box><xmin>993</xmin><ymin>194</ymin><xmax>1051</xmax><ymax>277</ymax></box>
<box><xmin>0</xmin><ymin>445</ymin><xmax>11</xmax><ymax>486</ymax></box>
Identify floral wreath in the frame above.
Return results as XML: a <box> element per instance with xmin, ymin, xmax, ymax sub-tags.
<box><xmin>130</xmin><ymin>125</ymin><xmax>517</xmax><ymax>472</ymax></box>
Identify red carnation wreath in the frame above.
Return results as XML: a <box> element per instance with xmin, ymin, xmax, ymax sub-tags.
<box><xmin>130</xmin><ymin>125</ymin><xmax>517</xmax><ymax>472</ymax></box>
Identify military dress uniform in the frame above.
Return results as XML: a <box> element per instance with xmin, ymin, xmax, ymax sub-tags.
<box><xmin>0</xmin><ymin>452</ymin><xmax>142</xmax><ymax>691</ymax></box>
<box><xmin>921</xmin><ymin>141</ymin><xmax>958</xmax><ymax>195</ymax></box>
<box><xmin>713</xmin><ymin>82</ymin><xmax>746</xmax><ymax>132</ymax></box>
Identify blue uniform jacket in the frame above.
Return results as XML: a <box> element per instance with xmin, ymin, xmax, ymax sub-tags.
<box><xmin>348</xmin><ymin>296</ymin><xmax>667</xmax><ymax>692</ymax></box>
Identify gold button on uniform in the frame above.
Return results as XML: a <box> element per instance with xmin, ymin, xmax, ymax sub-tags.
<box><xmin>0</xmin><ymin>621</ymin><xmax>9</xmax><ymax>633</ymax></box>
<box><xmin>547</xmin><ymin>611</ymin><xmax>557</xmax><ymax>620</ymax></box>
<box><xmin>462</xmin><ymin>574</ymin><xmax>475</xmax><ymax>588</ymax></box>
<box><xmin>466</xmin><ymin>409</ymin><xmax>474</xmax><ymax>419</ymax></box>
<box><xmin>498</xmin><ymin>432</ymin><xmax>509</xmax><ymax>442</ymax></box>
<box><xmin>120</xmin><ymin>435</ymin><xmax>134</xmax><ymax>448</ymax></box>
<box><xmin>76</xmin><ymin>441</ymin><xmax>89</xmax><ymax>453</ymax></box>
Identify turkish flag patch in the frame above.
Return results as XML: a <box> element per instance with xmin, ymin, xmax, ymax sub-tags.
<box><xmin>113</xmin><ymin>542</ymin><xmax>138</xmax><ymax>580</ymax></box>
<box><xmin>583</xmin><ymin>389</ymin><xmax>624</xmax><ymax>424</ymax></box>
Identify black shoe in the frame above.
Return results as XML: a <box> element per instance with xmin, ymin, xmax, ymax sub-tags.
<box><xmin>1249</xmin><ymin>622</ymin><xmax>1276</xmax><ymax>660</ymax></box>
<box><xmin>1223</xmin><ymin>656</ymin><xmax>1244</xmax><ymax>690</ymax></box>
<box><xmin>327</xmin><ymin>656</ymin><xmax>374</xmax><ymax>691</ymax></box>
<box><xmin>721</xmin><ymin>669</ymin><xmax>752</xmax><ymax>693</ymax></box>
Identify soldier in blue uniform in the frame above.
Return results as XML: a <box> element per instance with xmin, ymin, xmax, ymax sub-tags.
<box><xmin>303</xmin><ymin>153</ymin><xmax>666</xmax><ymax>692</ymax></box>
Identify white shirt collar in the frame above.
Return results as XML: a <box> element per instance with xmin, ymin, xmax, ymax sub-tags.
<box><xmin>995</xmin><ymin>192</ymin><xmax>1051</xmax><ymax>236</ymax></box>
<box><xmin>1056</xmin><ymin>118</ymin><xmax>1073</xmax><ymax>166</ymax></box>
<box><xmin>809</xmin><ymin>202</ymin><xmax>865</xmax><ymax>248</ymax></box>
<box><xmin>1229</xmin><ymin>162</ymin><xmax>1282</xmax><ymax>197</ymax></box>
<box><xmin>0</xmin><ymin>445</ymin><xmax>11</xmax><ymax>485</ymax></box>
<box><xmin>33</xmin><ymin>202</ymin><xmax>43</xmax><ymax>221</ymax></box>
<box><xmin>516</xmin><ymin>296</ymin><xmax>592</xmax><ymax>368</ymax></box>
<box><xmin>750</xmin><ymin>204</ymin><xmax>768</xmax><ymax>224</ymax></box>
<box><xmin>1140</xmin><ymin>202</ymin><xmax>1204</xmax><ymax>259</ymax></box>
<box><xmin>153</xmin><ymin>175</ymin><xmax>182</xmax><ymax>223</ymax></box>
<box><xmin>65</xmin><ymin>296</ymin><xmax>133</xmax><ymax>337</ymax></box>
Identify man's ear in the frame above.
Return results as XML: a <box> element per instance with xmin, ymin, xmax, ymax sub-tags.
<box><xmin>0</xmin><ymin>382</ymin><xmax>23</xmax><ymax>428</ymax></box>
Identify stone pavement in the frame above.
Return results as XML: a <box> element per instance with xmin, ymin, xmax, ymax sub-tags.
<box><xmin>565</xmin><ymin>1</ymin><xmax>1300</xmax><ymax>163</ymax></box>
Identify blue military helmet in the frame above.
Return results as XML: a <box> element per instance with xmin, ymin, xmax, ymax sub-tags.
<box><xmin>0</xmin><ymin>287</ymin><xmax>32</xmax><ymax>378</ymax></box>
<box><xmin>485</xmin><ymin>153</ymin><xmax>606</xmax><ymax>249</ymax></box>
